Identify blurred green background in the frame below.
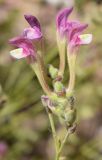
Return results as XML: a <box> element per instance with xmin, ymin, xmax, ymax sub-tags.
<box><xmin>0</xmin><ymin>0</ymin><xmax>102</xmax><ymax>160</ymax></box>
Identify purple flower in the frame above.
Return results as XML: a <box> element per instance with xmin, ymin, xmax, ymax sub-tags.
<box><xmin>9</xmin><ymin>15</ymin><xmax>42</xmax><ymax>60</ymax></box>
<box><xmin>66</xmin><ymin>21</ymin><xmax>92</xmax><ymax>51</ymax></box>
<box><xmin>23</xmin><ymin>15</ymin><xmax>42</xmax><ymax>40</ymax></box>
<box><xmin>56</xmin><ymin>7</ymin><xmax>92</xmax><ymax>52</ymax></box>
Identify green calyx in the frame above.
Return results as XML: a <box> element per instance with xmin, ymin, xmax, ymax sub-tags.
<box><xmin>49</xmin><ymin>92</ymin><xmax>76</xmax><ymax>127</ymax></box>
<box><xmin>49</xmin><ymin>93</ymin><xmax>67</xmax><ymax>109</ymax></box>
<box><xmin>64</xmin><ymin>109</ymin><xmax>76</xmax><ymax>127</ymax></box>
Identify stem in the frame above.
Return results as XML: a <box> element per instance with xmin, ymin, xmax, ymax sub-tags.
<box><xmin>31</xmin><ymin>56</ymin><xmax>52</xmax><ymax>96</ymax></box>
<box><xmin>57</xmin><ymin>131</ymin><xmax>70</xmax><ymax>159</ymax></box>
<box><xmin>48</xmin><ymin>112</ymin><xmax>59</xmax><ymax>159</ymax></box>
<box><xmin>39</xmin><ymin>39</ymin><xmax>48</xmax><ymax>79</ymax></box>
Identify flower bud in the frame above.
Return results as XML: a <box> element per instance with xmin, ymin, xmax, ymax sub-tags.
<box><xmin>50</xmin><ymin>93</ymin><xmax>58</xmax><ymax>105</ymax></box>
<box><xmin>49</xmin><ymin>65</ymin><xmax>58</xmax><ymax>79</ymax></box>
<box><xmin>49</xmin><ymin>94</ymin><xmax>68</xmax><ymax>118</ymax></box>
<box><xmin>53</xmin><ymin>81</ymin><xmax>65</xmax><ymax>93</ymax></box>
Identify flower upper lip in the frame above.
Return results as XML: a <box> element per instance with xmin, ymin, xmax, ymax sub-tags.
<box><xmin>56</xmin><ymin>7</ymin><xmax>73</xmax><ymax>30</ymax></box>
<box><xmin>24</xmin><ymin>15</ymin><xmax>42</xmax><ymax>40</ymax></box>
<box><xmin>24</xmin><ymin>15</ymin><xmax>41</xmax><ymax>30</ymax></box>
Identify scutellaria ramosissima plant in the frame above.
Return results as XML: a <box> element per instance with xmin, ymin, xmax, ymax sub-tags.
<box><xmin>9</xmin><ymin>7</ymin><xmax>92</xmax><ymax>160</ymax></box>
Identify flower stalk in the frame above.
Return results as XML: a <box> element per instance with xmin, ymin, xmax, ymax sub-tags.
<box><xmin>31</xmin><ymin>57</ymin><xmax>52</xmax><ymax>96</ymax></box>
<box><xmin>57</xmin><ymin>130</ymin><xmax>70</xmax><ymax>159</ymax></box>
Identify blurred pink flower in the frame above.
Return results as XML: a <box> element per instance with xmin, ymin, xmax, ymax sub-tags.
<box><xmin>0</xmin><ymin>142</ymin><xmax>8</xmax><ymax>157</ymax></box>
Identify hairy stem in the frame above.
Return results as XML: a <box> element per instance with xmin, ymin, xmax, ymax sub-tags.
<box><xmin>48</xmin><ymin>112</ymin><xmax>59</xmax><ymax>160</ymax></box>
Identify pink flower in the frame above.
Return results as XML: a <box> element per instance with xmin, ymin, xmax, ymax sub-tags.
<box><xmin>66</xmin><ymin>21</ymin><xmax>92</xmax><ymax>52</ymax></box>
<box><xmin>56</xmin><ymin>7</ymin><xmax>92</xmax><ymax>52</ymax></box>
<box><xmin>9</xmin><ymin>15</ymin><xmax>42</xmax><ymax>60</ymax></box>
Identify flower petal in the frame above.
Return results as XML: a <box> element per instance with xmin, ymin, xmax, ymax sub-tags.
<box><xmin>23</xmin><ymin>27</ymin><xmax>42</xmax><ymax>40</ymax></box>
<box><xmin>24</xmin><ymin>15</ymin><xmax>41</xmax><ymax>30</ymax></box>
<box><xmin>10</xmin><ymin>48</ymin><xmax>30</xmax><ymax>59</ymax></box>
<box><xmin>56</xmin><ymin>7</ymin><xmax>73</xmax><ymax>29</ymax></box>
<box><xmin>9</xmin><ymin>36</ymin><xmax>35</xmax><ymax>56</ymax></box>
<box><xmin>9</xmin><ymin>36</ymin><xmax>33</xmax><ymax>48</ymax></box>
<box><xmin>78</xmin><ymin>34</ymin><xmax>92</xmax><ymax>45</ymax></box>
